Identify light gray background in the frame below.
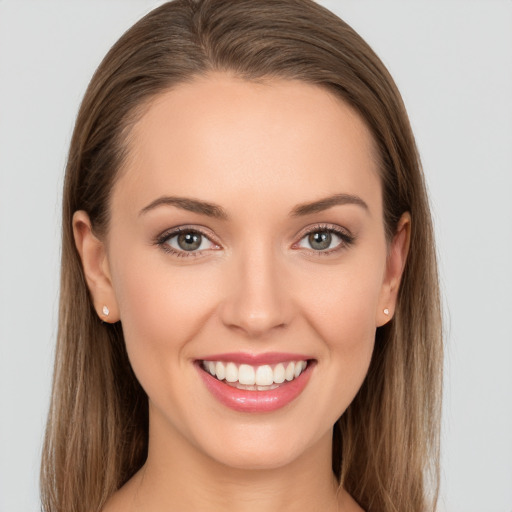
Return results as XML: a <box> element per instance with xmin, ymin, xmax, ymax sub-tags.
<box><xmin>1</xmin><ymin>1</ymin><xmax>511</xmax><ymax>511</ymax></box>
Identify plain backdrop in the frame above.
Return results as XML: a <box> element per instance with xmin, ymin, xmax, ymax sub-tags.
<box><xmin>1</xmin><ymin>1</ymin><xmax>511</xmax><ymax>511</ymax></box>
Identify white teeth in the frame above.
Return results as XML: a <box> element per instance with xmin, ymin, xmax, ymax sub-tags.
<box><xmin>225</xmin><ymin>362</ymin><xmax>238</xmax><ymax>383</ymax></box>
<box><xmin>215</xmin><ymin>361</ymin><xmax>226</xmax><ymax>381</ymax></box>
<box><xmin>255</xmin><ymin>365</ymin><xmax>274</xmax><ymax>386</ymax></box>
<box><xmin>238</xmin><ymin>364</ymin><xmax>255</xmax><ymax>385</ymax></box>
<box><xmin>285</xmin><ymin>362</ymin><xmax>295</xmax><ymax>381</ymax></box>
<box><xmin>257</xmin><ymin>384</ymin><xmax>279</xmax><ymax>390</ymax></box>
<box><xmin>202</xmin><ymin>359</ymin><xmax>309</xmax><ymax>387</ymax></box>
<box><xmin>273</xmin><ymin>363</ymin><xmax>285</xmax><ymax>384</ymax></box>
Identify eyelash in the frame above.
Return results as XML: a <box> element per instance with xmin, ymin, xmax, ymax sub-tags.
<box><xmin>155</xmin><ymin>224</ymin><xmax>355</xmax><ymax>258</ymax></box>
<box><xmin>294</xmin><ymin>224</ymin><xmax>355</xmax><ymax>256</ymax></box>
<box><xmin>155</xmin><ymin>226</ymin><xmax>218</xmax><ymax>258</ymax></box>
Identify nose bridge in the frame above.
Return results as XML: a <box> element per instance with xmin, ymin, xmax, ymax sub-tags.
<box><xmin>219</xmin><ymin>240</ymin><xmax>292</xmax><ymax>337</ymax></box>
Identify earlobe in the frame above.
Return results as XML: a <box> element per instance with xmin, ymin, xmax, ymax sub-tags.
<box><xmin>72</xmin><ymin>211</ymin><xmax>120</xmax><ymax>323</ymax></box>
<box><xmin>376</xmin><ymin>212</ymin><xmax>411</xmax><ymax>327</ymax></box>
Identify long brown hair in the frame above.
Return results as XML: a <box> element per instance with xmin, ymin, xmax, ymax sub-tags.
<box><xmin>41</xmin><ymin>1</ymin><xmax>443</xmax><ymax>511</ymax></box>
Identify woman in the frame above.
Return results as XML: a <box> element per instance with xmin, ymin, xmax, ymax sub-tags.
<box><xmin>40</xmin><ymin>1</ymin><xmax>442</xmax><ymax>511</ymax></box>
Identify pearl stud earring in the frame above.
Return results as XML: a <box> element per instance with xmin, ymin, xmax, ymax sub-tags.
<box><xmin>383</xmin><ymin>308</ymin><xmax>390</xmax><ymax>315</ymax></box>
<box><xmin>102</xmin><ymin>305</ymin><xmax>110</xmax><ymax>317</ymax></box>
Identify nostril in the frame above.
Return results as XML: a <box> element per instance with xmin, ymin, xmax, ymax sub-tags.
<box><xmin>217</xmin><ymin>262</ymin><xmax>294</xmax><ymax>336</ymax></box>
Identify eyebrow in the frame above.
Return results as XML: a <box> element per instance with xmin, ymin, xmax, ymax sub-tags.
<box><xmin>139</xmin><ymin>196</ymin><xmax>229</xmax><ymax>220</ymax></box>
<box><xmin>290</xmin><ymin>193</ymin><xmax>369</xmax><ymax>217</ymax></box>
<box><xmin>139</xmin><ymin>193</ymin><xmax>368</xmax><ymax>219</ymax></box>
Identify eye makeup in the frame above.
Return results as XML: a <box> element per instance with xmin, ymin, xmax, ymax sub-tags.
<box><xmin>153</xmin><ymin>222</ymin><xmax>356</xmax><ymax>259</ymax></box>
<box><xmin>154</xmin><ymin>225</ymin><xmax>220</xmax><ymax>258</ymax></box>
<box><xmin>292</xmin><ymin>223</ymin><xmax>355</xmax><ymax>256</ymax></box>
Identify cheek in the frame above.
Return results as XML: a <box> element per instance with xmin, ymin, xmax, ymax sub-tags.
<box><xmin>296</xmin><ymin>253</ymin><xmax>385</xmax><ymax>412</ymax></box>
<box><xmin>109</xmin><ymin>249</ymin><xmax>221</xmax><ymax>382</ymax></box>
<box><xmin>301</xmin><ymin>253</ymin><xmax>385</xmax><ymax>346</ymax></box>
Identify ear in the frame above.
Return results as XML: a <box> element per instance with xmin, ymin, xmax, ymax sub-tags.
<box><xmin>376</xmin><ymin>212</ymin><xmax>411</xmax><ymax>327</ymax></box>
<box><xmin>72</xmin><ymin>211</ymin><xmax>120</xmax><ymax>323</ymax></box>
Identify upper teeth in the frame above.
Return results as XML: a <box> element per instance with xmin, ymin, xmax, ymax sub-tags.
<box><xmin>202</xmin><ymin>360</ymin><xmax>308</xmax><ymax>386</ymax></box>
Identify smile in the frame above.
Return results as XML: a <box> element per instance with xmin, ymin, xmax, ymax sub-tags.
<box><xmin>196</xmin><ymin>353</ymin><xmax>315</xmax><ymax>412</ymax></box>
<box><xmin>201</xmin><ymin>360</ymin><xmax>308</xmax><ymax>390</ymax></box>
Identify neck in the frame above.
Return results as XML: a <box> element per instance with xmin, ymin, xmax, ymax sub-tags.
<box><xmin>129</xmin><ymin>410</ymin><xmax>342</xmax><ymax>512</ymax></box>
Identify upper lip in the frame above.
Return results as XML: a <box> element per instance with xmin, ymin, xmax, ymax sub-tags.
<box><xmin>196</xmin><ymin>352</ymin><xmax>314</xmax><ymax>365</ymax></box>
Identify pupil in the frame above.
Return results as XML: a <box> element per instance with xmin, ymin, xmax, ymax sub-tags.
<box><xmin>309</xmin><ymin>231</ymin><xmax>331</xmax><ymax>250</ymax></box>
<box><xmin>178</xmin><ymin>232</ymin><xmax>201</xmax><ymax>251</ymax></box>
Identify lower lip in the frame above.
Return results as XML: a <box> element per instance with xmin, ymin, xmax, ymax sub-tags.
<box><xmin>196</xmin><ymin>362</ymin><xmax>314</xmax><ymax>413</ymax></box>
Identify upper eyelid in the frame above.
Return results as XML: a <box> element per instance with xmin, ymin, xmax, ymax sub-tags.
<box><xmin>293</xmin><ymin>224</ymin><xmax>353</xmax><ymax>250</ymax></box>
<box><xmin>294</xmin><ymin>223</ymin><xmax>352</xmax><ymax>240</ymax></box>
<box><xmin>157</xmin><ymin>225</ymin><xmax>218</xmax><ymax>243</ymax></box>
<box><xmin>156</xmin><ymin>223</ymin><xmax>353</xmax><ymax>253</ymax></box>
<box><xmin>156</xmin><ymin>227</ymin><xmax>219</xmax><ymax>258</ymax></box>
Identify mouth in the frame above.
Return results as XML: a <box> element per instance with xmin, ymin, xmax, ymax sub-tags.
<box><xmin>201</xmin><ymin>359</ymin><xmax>309</xmax><ymax>390</ymax></box>
<box><xmin>196</xmin><ymin>354</ymin><xmax>316</xmax><ymax>412</ymax></box>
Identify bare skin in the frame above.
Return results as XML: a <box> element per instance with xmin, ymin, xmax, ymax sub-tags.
<box><xmin>103</xmin><ymin>430</ymin><xmax>363</xmax><ymax>511</ymax></box>
<box><xmin>75</xmin><ymin>73</ymin><xmax>409</xmax><ymax>512</ymax></box>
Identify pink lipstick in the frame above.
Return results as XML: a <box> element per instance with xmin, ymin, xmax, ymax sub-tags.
<box><xmin>195</xmin><ymin>353</ymin><xmax>315</xmax><ymax>413</ymax></box>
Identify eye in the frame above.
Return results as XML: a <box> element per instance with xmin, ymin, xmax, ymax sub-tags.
<box><xmin>157</xmin><ymin>227</ymin><xmax>219</xmax><ymax>257</ymax></box>
<box><xmin>296</xmin><ymin>225</ymin><xmax>354</xmax><ymax>253</ymax></box>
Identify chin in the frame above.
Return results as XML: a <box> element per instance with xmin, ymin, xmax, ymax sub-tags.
<box><xmin>206</xmin><ymin>441</ymin><xmax>308</xmax><ymax>471</ymax></box>
<box><xmin>189</xmin><ymin>419</ymin><xmax>330</xmax><ymax>473</ymax></box>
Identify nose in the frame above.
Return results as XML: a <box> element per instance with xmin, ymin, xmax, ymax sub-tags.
<box><xmin>218</xmin><ymin>245</ymin><xmax>294</xmax><ymax>338</ymax></box>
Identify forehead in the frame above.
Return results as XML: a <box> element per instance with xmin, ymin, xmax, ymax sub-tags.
<box><xmin>115</xmin><ymin>73</ymin><xmax>381</xmax><ymax>219</ymax></box>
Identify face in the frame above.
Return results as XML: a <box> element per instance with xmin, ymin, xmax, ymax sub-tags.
<box><xmin>76</xmin><ymin>73</ymin><xmax>407</xmax><ymax>471</ymax></box>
